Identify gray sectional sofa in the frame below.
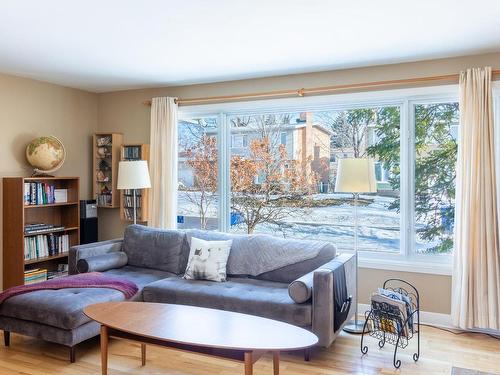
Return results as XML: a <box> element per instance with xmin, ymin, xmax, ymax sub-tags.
<box><xmin>0</xmin><ymin>225</ymin><xmax>356</xmax><ymax>362</ymax></box>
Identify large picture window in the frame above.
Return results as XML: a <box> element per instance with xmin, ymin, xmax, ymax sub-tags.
<box><xmin>413</xmin><ymin>102</ymin><xmax>459</xmax><ymax>255</ymax></box>
<box><xmin>177</xmin><ymin>86</ymin><xmax>466</xmax><ymax>267</ymax></box>
<box><xmin>177</xmin><ymin>117</ymin><xmax>219</xmax><ymax>230</ymax></box>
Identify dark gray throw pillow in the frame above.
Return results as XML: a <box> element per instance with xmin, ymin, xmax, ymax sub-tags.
<box><xmin>77</xmin><ymin>252</ymin><xmax>128</xmax><ymax>273</ymax></box>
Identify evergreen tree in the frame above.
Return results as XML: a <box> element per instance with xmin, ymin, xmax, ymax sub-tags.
<box><xmin>367</xmin><ymin>104</ymin><xmax>458</xmax><ymax>253</ymax></box>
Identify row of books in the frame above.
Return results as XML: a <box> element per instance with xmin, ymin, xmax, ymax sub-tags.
<box><xmin>123</xmin><ymin>189</ymin><xmax>142</xmax><ymax>196</ymax></box>
<box><xmin>48</xmin><ymin>264</ymin><xmax>69</xmax><ymax>280</ymax></box>
<box><xmin>24</xmin><ymin>265</ymin><xmax>68</xmax><ymax>285</ymax></box>
<box><xmin>23</xmin><ymin>182</ymin><xmax>67</xmax><ymax>205</ymax></box>
<box><xmin>123</xmin><ymin>146</ymin><xmax>141</xmax><ymax>160</ymax></box>
<box><xmin>123</xmin><ymin>195</ymin><xmax>142</xmax><ymax>208</ymax></box>
<box><xmin>24</xmin><ymin>268</ymin><xmax>47</xmax><ymax>284</ymax></box>
<box><xmin>24</xmin><ymin>223</ymin><xmax>65</xmax><ymax>235</ymax></box>
<box><xmin>24</xmin><ymin>234</ymin><xmax>70</xmax><ymax>260</ymax></box>
<box><xmin>370</xmin><ymin>288</ymin><xmax>415</xmax><ymax>337</ymax></box>
<box><xmin>123</xmin><ymin>208</ymin><xmax>142</xmax><ymax>221</ymax></box>
<box><xmin>97</xmin><ymin>193</ymin><xmax>112</xmax><ymax>206</ymax></box>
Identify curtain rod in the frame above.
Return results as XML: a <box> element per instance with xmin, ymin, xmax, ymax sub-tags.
<box><xmin>142</xmin><ymin>70</ymin><xmax>500</xmax><ymax>107</ymax></box>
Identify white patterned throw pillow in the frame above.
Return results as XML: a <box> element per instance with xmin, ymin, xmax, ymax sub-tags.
<box><xmin>184</xmin><ymin>237</ymin><xmax>233</xmax><ymax>282</ymax></box>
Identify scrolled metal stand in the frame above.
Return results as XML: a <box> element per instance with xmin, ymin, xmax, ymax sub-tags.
<box><xmin>360</xmin><ymin>278</ymin><xmax>420</xmax><ymax>369</ymax></box>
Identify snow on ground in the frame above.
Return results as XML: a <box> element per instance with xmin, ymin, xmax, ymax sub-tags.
<box><xmin>177</xmin><ymin>191</ymin><xmax>439</xmax><ymax>253</ymax></box>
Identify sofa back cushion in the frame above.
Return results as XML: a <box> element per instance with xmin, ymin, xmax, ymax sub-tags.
<box><xmin>123</xmin><ymin>225</ymin><xmax>187</xmax><ymax>274</ymax></box>
<box><xmin>184</xmin><ymin>229</ymin><xmax>336</xmax><ymax>283</ymax></box>
<box><xmin>255</xmin><ymin>242</ymin><xmax>336</xmax><ymax>283</ymax></box>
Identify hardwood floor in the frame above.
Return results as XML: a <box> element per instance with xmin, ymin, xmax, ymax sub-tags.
<box><xmin>0</xmin><ymin>326</ymin><xmax>498</xmax><ymax>374</ymax></box>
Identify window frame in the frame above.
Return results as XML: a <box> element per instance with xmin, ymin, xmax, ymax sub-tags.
<box><xmin>178</xmin><ymin>84</ymin><xmax>500</xmax><ymax>275</ymax></box>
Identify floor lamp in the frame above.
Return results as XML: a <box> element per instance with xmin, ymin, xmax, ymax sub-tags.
<box><xmin>117</xmin><ymin>160</ymin><xmax>151</xmax><ymax>225</ymax></box>
<box><xmin>335</xmin><ymin>158</ymin><xmax>377</xmax><ymax>334</ymax></box>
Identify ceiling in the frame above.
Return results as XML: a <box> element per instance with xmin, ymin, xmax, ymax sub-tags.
<box><xmin>1</xmin><ymin>0</ymin><xmax>500</xmax><ymax>93</ymax></box>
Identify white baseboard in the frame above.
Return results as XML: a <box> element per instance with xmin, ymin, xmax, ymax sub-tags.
<box><xmin>358</xmin><ymin>303</ymin><xmax>500</xmax><ymax>337</ymax></box>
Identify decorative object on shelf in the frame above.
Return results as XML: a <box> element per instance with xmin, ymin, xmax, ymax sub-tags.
<box><xmin>96</xmin><ymin>170</ymin><xmax>106</xmax><ymax>182</ymax></box>
<box><xmin>117</xmin><ymin>160</ymin><xmax>151</xmax><ymax>224</ymax></box>
<box><xmin>361</xmin><ymin>278</ymin><xmax>420</xmax><ymax>369</ymax></box>
<box><xmin>96</xmin><ymin>136</ymin><xmax>111</xmax><ymax>146</ymax></box>
<box><xmin>93</xmin><ymin>133</ymin><xmax>123</xmax><ymax>208</ymax></box>
<box><xmin>335</xmin><ymin>158</ymin><xmax>377</xmax><ymax>334</ymax></box>
<box><xmin>25</xmin><ymin>136</ymin><xmax>66</xmax><ymax>176</ymax></box>
<box><xmin>97</xmin><ymin>147</ymin><xmax>108</xmax><ymax>158</ymax></box>
<box><xmin>98</xmin><ymin>159</ymin><xmax>110</xmax><ymax>170</ymax></box>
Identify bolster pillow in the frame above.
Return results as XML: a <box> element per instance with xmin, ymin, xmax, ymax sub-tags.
<box><xmin>76</xmin><ymin>252</ymin><xmax>128</xmax><ymax>273</ymax></box>
<box><xmin>288</xmin><ymin>272</ymin><xmax>314</xmax><ymax>303</ymax></box>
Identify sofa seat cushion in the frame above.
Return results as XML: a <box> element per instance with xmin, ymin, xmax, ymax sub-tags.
<box><xmin>0</xmin><ymin>287</ymin><xmax>124</xmax><ymax>330</ymax></box>
<box><xmin>103</xmin><ymin>265</ymin><xmax>175</xmax><ymax>300</ymax></box>
<box><xmin>142</xmin><ymin>276</ymin><xmax>312</xmax><ymax>327</ymax></box>
<box><xmin>0</xmin><ymin>266</ymin><xmax>173</xmax><ymax>330</ymax></box>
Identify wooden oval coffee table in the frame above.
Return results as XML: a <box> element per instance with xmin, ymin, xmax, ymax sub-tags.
<box><xmin>84</xmin><ymin>302</ymin><xmax>318</xmax><ymax>375</ymax></box>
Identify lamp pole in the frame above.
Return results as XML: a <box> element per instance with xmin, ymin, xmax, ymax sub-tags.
<box><xmin>343</xmin><ymin>192</ymin><xmax>364</xmax><ymax>333</ymax></box>
<box><xmin>334</xmin><ymin>158</ymin><xmax>376</xmax><ymax>335</ymax></box>
<box><xmin>133</xmin><ymin>189</ymin><xmax>137</xmax><ymax>225</ymax></box>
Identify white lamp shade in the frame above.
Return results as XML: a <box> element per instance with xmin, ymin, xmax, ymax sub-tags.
<box><xmin>117</xmin><ymin>160</ymin><xmax>151</xmax><ymax>190</ymax></box>
<box><xmin>335</xmin><ymin>158</ymin><xmax>377</xmax><ymax>193</ymax></box>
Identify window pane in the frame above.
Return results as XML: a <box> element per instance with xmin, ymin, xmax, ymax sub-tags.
<box><xmin>414</xmin><ymin>103</ymin><xmax>459</xmax><ymax>254</ymax></box>
<box><xmin>228</xmin><ymin>109</ymin><xmax>401</xmax><ymax>254</ymax></box>
<box><xmin>177</xmin><ymin>117</ymin><xmax>219</xmax><ymax>230</ymax></box>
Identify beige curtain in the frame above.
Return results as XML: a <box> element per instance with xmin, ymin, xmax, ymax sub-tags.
<box><xmin>148</xmin><ymin>97</ymin><xmax>178</xmax><ymax>229</ymax></box>
<box><xmin>452</xmin><ymin>67</ymin><xmax>500</xmax><ymax>330</ymax></box>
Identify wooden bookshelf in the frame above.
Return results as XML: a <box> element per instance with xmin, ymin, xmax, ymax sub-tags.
<box><xmin>3</xmin><ymin>177</ymin><xmax>80</xmax><ymax>289</ymax></box>
<box><xmin>119</xmin><ymin>144</ymin><xmax>150</xmax><ymax>222</ymax></box>
<box><xmin>93</xmin><ymin>133</ymin><xmax>123</xmax><ymax>208</ymax></box>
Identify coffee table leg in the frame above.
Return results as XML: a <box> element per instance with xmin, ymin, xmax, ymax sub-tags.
<box><xmin>244</xmin><ymin>351</ymin><xmax>253</xmax><ymax>375</ymax></box>
<box><xmin>141</xmin><ymin>343</ymin><xmax>146</xmax><ymax>366</ymax></box>
<box><xmin>100</xmin><ymin>325</ymin><xmax>108</xmax><ymax>375</ymax></box>
<box><xmin>273</xmin><ymin>351</ymin><xmax>280</xmax><ymax>375</ymax></box>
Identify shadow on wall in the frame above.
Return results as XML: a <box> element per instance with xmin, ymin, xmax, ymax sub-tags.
<box><xmin>11</xmin><ymin>132</ymin><xmax>38</xmax><ymax>174</ymax></box>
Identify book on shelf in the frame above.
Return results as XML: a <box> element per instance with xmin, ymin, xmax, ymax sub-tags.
<box><xmin>24</xmin><ymin>182</ymin><xmax>56</xmax><ymax>205</ymax></box>
<box><xmin>124</xmin><ymin>189</ymin><xmax>142</xmax><ymax>196</ymax></box>
<box><xmin>123</xmin><ymin>195</ymin><xmax>141</xmax><ymax>208</ymax></box>
<box><xmin>24</xmin><ymin>223</ymin><xmax>65</xmax><ymax>235</ymax></box>
<box><xmin>54</xmin><ymin>189</ymin><xmax>68</xmax><ymax>203</ymax></box>
<box><xmin>47</xmin><ymin>264</ymin><xmax>69</xmax><ymax>280</ymax></box>
<box><xmin>123</xmin><ymin>146</ymin><xmax>141</xmax><ymax>160</ymax></box>
<box><xmin>123</xmin><ymin>208</ymin><xmax>141</xmax><ymax>221</ymax></box>
<box><xmin>97</xmin><ymin>193</ymin><xmax>112</xmax><ymax>206</ymax></box>
<box><xmin>24</xmin><ymin>233</ymin><xmax>70</xmax><ymax>260</ymax></box>
<box><xmin>24</xmin><ymin>268</ymin><xmax>48</xmax><ymax>284</ymax></box>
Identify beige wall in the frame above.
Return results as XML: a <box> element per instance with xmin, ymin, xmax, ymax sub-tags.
<box><xmin>0</xmin><ymin>73</ymin><xmax>98</xmax><ymax>289</ymax></box>
<box><xmin>97</xmin><ymin>52</ymin><xmax>500</xmax><ymax>314</ymax></box>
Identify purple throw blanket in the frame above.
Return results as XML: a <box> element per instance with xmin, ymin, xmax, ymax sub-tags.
<box><xmin>0</xmin><ymin>272</ymin><xmax>138</xmax><ymax>304</ymax></box>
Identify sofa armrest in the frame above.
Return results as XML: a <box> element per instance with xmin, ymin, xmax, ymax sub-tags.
<box><xmin>312</xmin><ymin>253</ymin><xmax>356</xmax><ymax>347</ymax></box>
<box><xmin>68</xmin><ymin>238</ymin><xmax>123</xmax><ymax>275</ymax></box>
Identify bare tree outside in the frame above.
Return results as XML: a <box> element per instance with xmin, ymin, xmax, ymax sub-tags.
<box><xmin>178</xmin><ymin>118</ymin><xmax>218</xmax><ymax>230</ymax></box>
<box><xmin>230</xmin><ymin>114</ymin><xmax>317</xmax><ymax>234</ymax></box>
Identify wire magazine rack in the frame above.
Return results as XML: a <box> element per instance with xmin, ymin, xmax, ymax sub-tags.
<box><xmin>360</xmin><ymin>278</ymin><xmax>420</xmax><ymax>369</ymax></box>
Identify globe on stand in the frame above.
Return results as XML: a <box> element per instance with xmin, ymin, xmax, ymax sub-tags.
<box><xmin>25</xmin><ymin>136</ymin><xmax>66</xmax><ymax>176</ymax></box>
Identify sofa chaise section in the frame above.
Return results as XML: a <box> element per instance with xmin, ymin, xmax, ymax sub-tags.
<box><xmin>0</xmin><ymin>239</ymin><xmax>172</xmax><ymax>362</ymax></box>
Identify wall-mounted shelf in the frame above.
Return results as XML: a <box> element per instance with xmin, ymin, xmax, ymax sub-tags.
<box><xmin>119</xmin><ymin>144</ymin><xmax>150</xmax><ymax>223</ymax></box>
<box><xmin>93</xmin><ymin>133</ymin><xmax>123</xmax><ymax>208</ymax></box>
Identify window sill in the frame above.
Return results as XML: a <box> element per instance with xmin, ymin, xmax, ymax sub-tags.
<box><xmin>358</xmin><ymin>257</ymin><xmax>452</xmax><ymax>276</ymax></box>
